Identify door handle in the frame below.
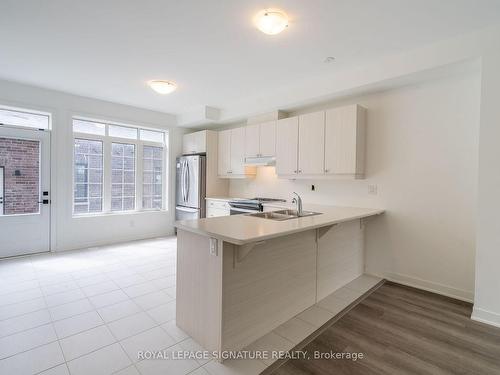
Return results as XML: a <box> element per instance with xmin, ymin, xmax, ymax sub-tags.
<box><xmin>185</xmin><ymin>161</ymin><xmax>190</xmax><ymax>201</ymax></box>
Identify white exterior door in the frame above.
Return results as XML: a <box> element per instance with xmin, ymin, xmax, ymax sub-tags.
<box><xmin>0</xmin><ymin>126</ymin><xmax>50</xmax><ymax>257</ymax></box>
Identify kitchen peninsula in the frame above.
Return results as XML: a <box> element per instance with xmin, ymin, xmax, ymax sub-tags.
<box><xmin>174</xmin><ymin>204</ymin><xmax>383</xmax><ymax>357</ymax></box>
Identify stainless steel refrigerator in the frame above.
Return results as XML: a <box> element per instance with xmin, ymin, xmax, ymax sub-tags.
<box><xmin>175</xmin><ymin>155</ymin><xmax>206</xmax><ymax>221</ymax></box>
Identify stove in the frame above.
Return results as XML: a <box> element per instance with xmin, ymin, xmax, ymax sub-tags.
<box><xmin>228</xmin><ymin>197</ymin><xmax>286</xmax><ymax>215</ymax></box>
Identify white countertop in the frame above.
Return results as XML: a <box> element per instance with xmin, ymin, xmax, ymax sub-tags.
<box><xmin>175</xmin><ymin>204</ymin><xmax>384</xmax><ymax>245</ymax></box>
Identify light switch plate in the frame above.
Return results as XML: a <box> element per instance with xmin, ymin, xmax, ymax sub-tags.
<box><xmin>368</xmin><ymin>184</ymin><xmax>378</xmax><ymax>195</ymax></box>
<box><xmin>209</xmin><ymin>238</ymin><xmax>218</xmax><ymax>256</ymax></box>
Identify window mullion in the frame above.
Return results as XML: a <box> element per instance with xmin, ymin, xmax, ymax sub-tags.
<box><xmin>103</xmin><ymin>138</ymin><xmax>112</xmax><ymax>213</ymax></box>
<box><xmin>137</xmin><ymin>142</ymin><xmax>144</xmax><ymax>211</ymax></box>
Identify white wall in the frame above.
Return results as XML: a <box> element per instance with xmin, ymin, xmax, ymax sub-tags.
<box><xmin>0</xmin><ymin>79</ymin><xmax>185</xmax><ymax>252</ymax></box>
<box><xmin>473</xmin><ymin>36</ymin><xmax>500</xmax><ymax>327</ymax></box>
<box><xmin>230</xmin><ymin>72</ymin><xmax>480</xmax><ymax>301</ymax></box>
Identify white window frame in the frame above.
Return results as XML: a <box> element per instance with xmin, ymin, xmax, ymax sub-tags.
<box><xmin>72</xmin><ymin>117</ymin><xmax>168</xmax><ymax>216</ymax></box>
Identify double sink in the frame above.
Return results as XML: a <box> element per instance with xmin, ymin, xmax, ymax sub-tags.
<box><xmin>248</xmin><ymin>209</ymin><xmax>322</xmax><ymax>221</ymax></box>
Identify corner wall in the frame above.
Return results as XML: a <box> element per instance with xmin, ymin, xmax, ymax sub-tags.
<box><xmin>0</xmin><ymin>79</ymin><xmax>184</xmax><ymax>252</ymax></box>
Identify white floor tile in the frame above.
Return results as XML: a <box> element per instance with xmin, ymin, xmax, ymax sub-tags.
<box><xmin>274</xmin><ymin>317</ymin><xmax>316</xmax><ymax>344</ymax></box>
<box><xmin>75</xmin><ymin>274</ymin><xmax>109</xmax><ymax>287</ymax></box>
<box><xmin>133</xmin><ymin>290</ymin><xmax>173</xmax><ymax>311</ymax></box>
<box><xmin>120</xmin><ymin>326</ymin><xmax>176</xmax><ymax>362</ymax></box>
<box><xmin>41</xmin><ymin>280</ymin><xmax>80</xmax><ymax>296</ymax></box>
<box><xmin>107</xmin><ymin>311</ymin><xmax>157</xmax><ymax>340</ymax></box>
<box><xmin>53</xmin><ymin>310</ymin><xmax>103</xmax><ymax>338</ymax></box>
<box><xmin>45</xmin><ymin>289</ymin><xmax>87</xmax><ymax>308</ymax></box>
<box><xmin>161</xmin><ymin>321</ymin><xmax>189</xmax><ymax>343</ymax></box>
<box><xmin>190</xmin><ymin>367</ymin><xmax>211</xmax><ymax>375</ymax></box>
<box><xmin>203</xmin><ymin>358</ymin><xmax>267</xmax><ymax>375</ymax></box>
<box><xmin>123</xmin><ymin>282</ymin><xmax>159</xmax><ymax>298</ymax></box>
<box><xmin>317</xmin><ymin>294</ymin><xmax>352</xmax><ymax>315</ymax></box>
<box><xmin>0</xmin><ymin>323</ymin><xmax>57</xmax><ymax>360</ymax></box>
<box><xmin>49</xmin><ymin>298</ymin><xmax>94</xmax><ymax>321</ymax></box>
<box><xmin>38</xmin><ymin>363</ymin><xmax>70</xmax><ymax>375</ymax></box>
<box><xmin>344</xmin><ymin>274</ymin><xmax>382</xmax><ymax>292</ymax></box>
<box><xmin>97</xmin><ymin>299</ymin><xmax>141</xmax><ymax>323</ymax></box>
<box><xmin>67</xmin><ymin>343</ymin><xmax>131</xmax><ymax>375</ymax></box>
<box><xmin>146</xmin><ymin>300</ymin><xmax>176</xmax><ymax>324</ymax></box>
<box><xmin>0</xmin><ymin>287</ymin><xmax>43</xmax><ymax>307</ymax></box>
<box><xmin>0</xmin><ymin>309</ymin><xmax>52</xmax><ymax>338</ymax></box>
<box><xmin>81</xmin><ymin>280</ymin><xmax>119</xmax><ymax>297</ymax></box>
<box><xmin>179</xmin><ymin>338</ymin><xmax>212</xmax><ymax>365</ymax></box>
<box><xmin>114</xmin><ymin>274</ymin><xmax>148</xmax><ymax>288</ymax></box>
<box><xmin>295</xmin><ymin>305</ymin><xmax>335</xmax><ymax>328</ymax></box>
<box><xmin>89</xmin><ymin>289</ymin><xmax>129</xmax><ymax>309</ymax></box>
<box><xmin>59</xmin><ymin>325</ymin><xmax>116</xmax><ymax>361</ymax></box>
<box><xmin>0</xmin><ymin>297</ymin><xmax>46</xmax><ymax>320</ymax></box>
<box><xmin>135</xmin><ymin>344</ymin><xmax>200</xmax><ymax>375</ymax></box>
<box><xmin>113</xmin><ymin>365</ymin><xmax>141</xmax><ymax>375</ymax></box>
<box><xmin>244</xmin><ymin>332</ymin><xmax>294</xmax><ymax>366</ymax></box>
<box><xmin>0</xmin><ymin>341</ymin><xmax>64</xmax><ymax>375</ymax></box>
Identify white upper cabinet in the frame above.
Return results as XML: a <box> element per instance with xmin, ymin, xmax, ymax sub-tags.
<box><xmin>244</xmin><ymin>124</ymin><xmax>260</xmax><ymax>158</ymax></box>
<box><xmin>230</xmin><ymin>127</ymin><xmax>246</xmax><ymax>175</ymax></box>
<box><xmin>218</xmin><ymin>127</ymin><xmax>256</xmax><ymax>178</ymax></box>
<box><xmin>276</xmin><ymin>117</ymin><xmax>299</xmax><ymax>176</ymax></box>
<box><xmin>259</xmin><ymin>121</ymin><xmax>276</xmax><ymax>157</ymax></box>
<box><xmin>182</xmin><ymin>130</ymin><xmax>207</xmax><ymax>154</ymax></box>
<box><xmin>298</xmin><ymin>111</ymin><xmax>325</xmax><ymax>175</ymax></box>
<box><xmin>217</xmin><ymin>129</ymin><xmax>231</xmax><ymax>176</ymax></box>
<box><xmin>275</xmin><ymin>104</ymin><xmax>366</xmax><ymax>179</ymax></box>
<box><xmin>244</xmin><ymin>121</ymin><xmax>276</xmax><ymax>158</ymax></box>
<box><xmin>325</xmin><ymin>105</ymin><xmax>366</xmax><ymax>178</ymax></box>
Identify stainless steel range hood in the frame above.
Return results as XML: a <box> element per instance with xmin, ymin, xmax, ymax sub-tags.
<box><xmin>244</xmin><ymin>156</ymin><xmax>276</xmax><ymax>166</ymax></box>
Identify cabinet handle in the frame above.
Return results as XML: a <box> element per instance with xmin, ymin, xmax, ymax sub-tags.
<box><xmin>298</xmin><ymin>170</ymin><xmax>302</xmax><ymax>173</ymax></box>
<box><xmin>293</xmin><ymin>170</ymin><xmax>297</xmax><ymax>173</ymax></box>
<box><xmin>324</xmin><ymin>169</ymin><xmax>329</xmax><ymax>173</ymax></box>
<box><xmin>227</xmin><ymin>170</ymin><xmax>232</xmax><ymax>174</ymax></box>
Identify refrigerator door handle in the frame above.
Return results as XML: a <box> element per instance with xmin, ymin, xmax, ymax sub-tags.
<box><xmin>186</xmin><ymin>160</ymin><xmax>190</xmax><ymax>202</ymax></box>
<box><xmin>182</xmin><ymin>159</ymin><xmax>187</xmax><ymax>203</ymax></box>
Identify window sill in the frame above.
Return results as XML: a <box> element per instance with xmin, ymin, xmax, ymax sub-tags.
<box><xmin>72</xmin><ymin>209</ymin><xmax>168</xmax><ymax>218</ymax></box>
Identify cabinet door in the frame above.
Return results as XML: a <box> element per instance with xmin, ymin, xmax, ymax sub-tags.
<box><xmin>244</xmin><ymin>124</ymin><xmax>260</xmax><ymax>158</ymax></box>
<box><xmin>276</xmin><ymin>117</ymin><xmax>299</xmax><ymax>175</ymax></box>
<box><xmin>325</xmin><ymin>105</ymin><xmax>357</xmax><ymax>174</ymax></box>
<box><xmin>259</xmin><ymin>121</ymin><xmax>276</xmax><ymax>157</ymax></box>
<box><xmin>298</xmin><ymin>111</ymin><xmax>325</xmax><ymax>175</ymax></box>
<box><xmin>194</xmin><ymin>131</ymin><xmax>207</xmax><ymax>153</ymax></box>
<box><xmin>217</xmin><ymin>129</ymin><xmax>231</xmax><ymax>176</ymax></box>
<box><xmin>230</xmin><ymin>127</ymin><xmax>246</xmax><ymax>175</ymax></box>
<box><xmin>182</xmin><ymin>133</ymin><xmax>195</xmax><ymax>154</ymax></box>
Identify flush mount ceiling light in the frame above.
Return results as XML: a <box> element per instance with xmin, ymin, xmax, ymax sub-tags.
<box><xmin>148</xmin><ymin>80</ymin><xmax>177</xmax><ymax>95</ymax></box>
<box><xmin>255</xmin><ymin>9</ymin><xmax>289</xmax><ymax>35</ymax></box>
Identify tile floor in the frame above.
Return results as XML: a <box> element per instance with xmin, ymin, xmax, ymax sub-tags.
<box><xmin>0</xmin><ymin>236</ymin><xmax>381</xmax><ymax>375</ymax></box>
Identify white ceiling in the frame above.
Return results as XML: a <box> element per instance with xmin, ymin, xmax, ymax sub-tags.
<box><xmin>0</xmin><ymin>0</ymin><xmax>499</xmax><ymax>126</ymax></box>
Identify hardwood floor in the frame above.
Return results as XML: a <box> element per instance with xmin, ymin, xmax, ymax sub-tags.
<box><xmin>268</xmin><ymin>281</ymin><xmax>500</xmax><ymax>375</ymax></box>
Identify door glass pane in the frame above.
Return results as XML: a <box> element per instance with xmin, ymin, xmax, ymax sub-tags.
<box><xmin>0</xmin><ymin>137</ymin><xmax>40</xmax><ymax>215</ymax></box>
<box><xmin>143</xmin><ymin>146</ymin><xmax>163</xmax><ymax>209</ymax></box>
<box><xmin>73</xmin><ymin>139</ymin><xmax>103</xmax><ymax>214</ymax></box>
<box><xmin>111</xmin><ymin>143</ymin><xmax>135</xmax><ymax>211</ymax></box>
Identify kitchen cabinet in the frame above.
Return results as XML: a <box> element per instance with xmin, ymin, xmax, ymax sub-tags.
<box><xmin>298</xmin><ymin>111</ymin><xmax>325</xmax><ymax>175</ymax></box>
<box><xmin>325</xmin><ymin>105</ymin><xmax>366</xmax><ymax>178</ymax></box>
<box><xmin>182</xmin><ymin>130</ymin><xmax>207</xmax><ymax>154</ymax></box>
<box><xmin>245</xmin><ymin>121</ymin><xmax>276</xmax><ymax>158</ymax></box>
<box><xmin>276</xmin><ymin>117</ymin><xmax>299</xmax><ymax>176</ymax></box>
<box><xmin>218</xmin><ymin>127</ymin><xmax>256</xmax><ymax>178</ymax></box>
<box><xmin>275</xmin><ymin>104</ymin><xmax>366</xmax><ymax>179</ymax></box>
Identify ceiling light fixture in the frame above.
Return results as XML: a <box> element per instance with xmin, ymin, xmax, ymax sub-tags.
<box><xmin>255</xmin><ymin>9</ymin><xmax>289</xmax><ymax>35</ymax></box>
<box><xmin>148</xmin><ymin>80</ymin><xmax>177</xmax><ymax>95</ymax></box>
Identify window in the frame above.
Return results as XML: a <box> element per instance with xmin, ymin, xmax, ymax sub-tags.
<box><xmin>0</xmin><ymin>107</ymin><xmax>50</xmax><ymax>130</ymax></box>
<box><xmin>143</xmin><ymin>146</ymin><xmax>163</xmax><ymax>209</ymax></box>
<box><xmin>73</xmin><ymin>139</ymin><xmax>103</xmax><ymax>213</ymax></box>
<box><xmin>111</xmin><ymin>143</ymin><xmax>136</xmax><ymax>211</ymax></box>
<box><xmin>72</xmin><ymin>118</ymin><xmax>167</xmax><ymax>215</ymax></box>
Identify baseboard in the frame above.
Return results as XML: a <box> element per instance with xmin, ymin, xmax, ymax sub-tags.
<box><xmin>52</xmin><ymin>229</ymin><xmax>175</xmax><ymax>252</ymax></box>
<box><xmin>471</xmin><ymin>307</ymin><xmax>500</xmax><ymax>328</ymax></box>
<box><xmin>366</xmin><ymin>271</ymin><xmax>474</xmax><ymax>303</ymax></box>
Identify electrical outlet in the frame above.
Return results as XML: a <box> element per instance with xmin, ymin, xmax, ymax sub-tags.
<box><xmin>368</xmin><ymin>184</ymin><xmax>378</xmax><ymax>195</ymax></box>
<box><xmin>311</xmin><ymin>184</ymin><xmax>315</xmax><ymax>191</ymax></box>
<box><xmin>209</xmin><ymin>238</ymin><xmax>218</xmax><ymax>256</ymax></box>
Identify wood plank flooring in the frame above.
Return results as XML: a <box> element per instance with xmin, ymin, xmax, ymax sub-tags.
<box><xmin>268</xmin><ymin>282</ymin><xmax>500</xmax><ymax>375</ymax></box>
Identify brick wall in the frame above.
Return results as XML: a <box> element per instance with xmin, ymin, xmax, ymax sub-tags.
<box><xmin>0</xmin><ymin>138</ymin><xmax>40</xmax><ymax>215</ymax></box>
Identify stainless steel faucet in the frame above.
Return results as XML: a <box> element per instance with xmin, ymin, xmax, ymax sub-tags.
<box><xmin>291</xmin><ymin>192</ymin><xmax>303</xmax><ymax>216</ymax></box>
